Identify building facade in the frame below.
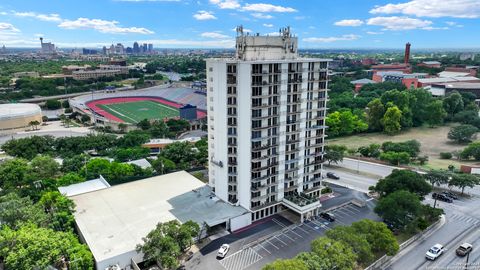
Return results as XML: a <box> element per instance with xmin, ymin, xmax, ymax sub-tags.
<box><xmin>206</xmin><ymin>27</ymin><xmax>329</xmax><ymax>223</ymax></box>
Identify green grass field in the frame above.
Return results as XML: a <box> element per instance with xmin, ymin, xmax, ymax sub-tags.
<box><xmin>98</xmin><ymin>100</ymin><xmax>179</xmax><ymax>124</ymax></box>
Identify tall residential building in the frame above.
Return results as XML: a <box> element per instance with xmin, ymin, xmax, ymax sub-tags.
<box><xmin>133</xmin><ymin>42</ymin><xmax>140</xmax><ymax>54</ymax></box>
<box><xmin>39</xmin><ymin>37</ymin><xmax>55</xmax><ymax>54</ymax></box>
<box><xmin>206</xmin><ymin>26</ymin><xmax>329</xmax><ymax>223</ymax></box>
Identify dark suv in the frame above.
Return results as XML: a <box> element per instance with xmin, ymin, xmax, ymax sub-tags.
<box><xmin>432</xmin><ymin>193</ymin><xmax>453</xmax><ymax>203</ymax></box>
<box><xmin>320</xmin><ymin>212</ymin><xmax>335</xmax><ymax>222</ymax></box>
<box><xmin>326</xmin><ymin>172</ymin><xmax>340</xmax><ymax>180</ymax></box>
<box><xmin>442</xmin><ymin>191</ymin><xmax>458</xmax><ymax>200</ymax></box>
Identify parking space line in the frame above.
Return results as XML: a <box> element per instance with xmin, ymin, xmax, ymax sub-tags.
<box><xmin>311</xmin><ymin>219</ymin><xmax>331</xmax><ymax>230</ymax></box>
<box><xmin>257</xmin><ymin>242</ymin><xmax>271</xmax><ymax>254</ymax></box>
<box><xmin>331</xmin><ymin>209</ymin><xmax>349</xmax><ymax>217</ymax></box>
<box><xmin>345</xmin><ymin>205</ymin><xmax>361</xmax><ymax>213</ymax></box>
<box><xmin>295</xmin><ymin>224</ymin><xmax>310</xmax><ymax>235</ymax></box>
<box><xmin>272</xmin><ymin>218</ymin><xmax>287</xmax><ymax>228</ymax></box>
<box><xmin>287</xmin><ymin>227</ymin><xmax>304</xmax><ymax>238</ymax></box>
<box><xmin>273</xmin><ymin>235</ymin><xmax>287</xmax><ymax>245</ymax></box>
<box><xmin>304</xmin><ymin>221</ymin><xmax>322</xmax><ymax>231</ymax></box>
<box><xmin>280</xmin><ymin>231</ymin><xmax>295</xmax><ymax>241</ymax></box>
<box><xmin>340</xmin><ymin>207</ymin><xmax>359</xmax><ymax>216</ymax></box>
<box><xmin>265</xmin><ymin>238</ymin><xmax>280</xmax><ymax>250</ymax></box>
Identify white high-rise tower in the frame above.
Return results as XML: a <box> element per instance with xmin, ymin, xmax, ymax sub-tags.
<box><xmin>206</xmin><ymin>26</ymin><xmax>330</xmax><ymax>223</ymax></box>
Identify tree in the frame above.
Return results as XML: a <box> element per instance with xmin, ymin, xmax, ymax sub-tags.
<box><xmin>113</xmin><ymin>147</ymin><xmax>150</xmax><ymax>162</ymax></box>
<box><xmin>159</xmin><ymin>142</ymin><xmax>197</xmax><ymax>169</ymax></box>
<box><xmin>375</xmin><ymin>190</ymin><xmax>423</xmax><ymax>230</ymax></box>
<box><xmin>407</xmin><ymin>88</ymin><xmax>433</xmax><ymax>127</ymax></box>
<box><xmin>29</xmin><ymin>120</ymin><xmax>40</xmax><ymax>130</ymax></box>
<box><xmin>424</xmin><ymin>100</ymin><xmax>447</xmax><ymax>127</ymax></box>
<box><xmin>62</xmin><ymin>99</ymin><xmax>70</xmax><ymax>108</ymax></box>
<box><xmin>0</xmin><ymin>158</ymin><xmax>30</xmax><ymax>193</ymax></box>
<box><xmin>381</xmin><ymin>140</ymin><xmax>421</xmax><ymax>157</ymax></box>
<box><xmin>150</xmin><ymin>120</ymin><xmax>168</xmax><ymax>138</ymax></box>
<box><xmin>81</xmin><ymin>114</ymin><xmax>91</xmax><ymax>123</ymax></box>
<box><xmin>29</xmin><ymin>154</ymin><xmax>61</xmax><ymax>180</ymax></box>
<box><xmin>350</xmin><ymin>219</ymin><xmax>399</xmax><ymax>256</ymax></box>
<box><xmin>0</xmin><ymin>193</ymin><xmax>48</xmax><ymax>229</ymax></box>
<box><xmin>151</xmin><ymin>157</ymin><xmax>177</xmax><ymax>174</ymax></box>
<box><xmin>443</xmin><ymin>91</ymin><xmax>464</xmax><ymax>117</ymax></box>
<box><xmin>310</xmin><ymin>237</ymin><xmax>357</xmax><ymax>270</ymax></box>
<box><xmin>325</xmin><ymin>226</ymin><xmax>374</xmax><ymax>265</ymax></box>
<box><xmin>2</xmin><ymin>135</ymin><xmax>55</xmax><ymax>159</ymax></box>
<box><xmin>117</xmin><ymin>130</ymin><xmax>151</xmax><ymax>148</ymax></box>
<box><xmin>382</xmin><ymin>105</ymin><xmax>402</xmax><ymax>135</ymax></box>
<box><xmin>57</xmin><ymin>172</ymin><xmax>85</xmax><ymax>186</ymax></box>
<box><xmin>460</xmin><ymin>142</ymin><xmax>480</xmax><ymax>160</ymax></box>
<box><xmin>45</xmin><ymin>99</ymin><xmax>62</xmax><ymax>110</ymax></box>
<box><xmin>358</xmin><ymin>143</ymin><xmax>381</xmax><ymax>158</ymax></box>
<box><xmin>379</xmin><ymin>151</ymin><xmax>410</xmax><ymax>165</ymax></box>
<box><xmin>373</xmin><ymin>169</ymin><xmax>432</xmax><ymax>198</ymax></box>
<box><xmin>137</xmin><ymin>118</ymin><xmax>152</xmax><ymax>130</ymax></box>
<box><xmin>448</xmin><ymin>173</ymin><xmax>480</xmax><ymax>194</ymax></box>
<box><xmin>326</xmin><ymin>110</ymin><xmax>368</xmax><ymax>137</ymax></box>
<box><xmin>38</xmin><ymin>191</ymin><xmax>76</xmax><ymax>232</ymax></box>
<box><xmin>448</xmin><ymin>125</ymin><xmax>478</xmax><ymax>143</ymax></box>
<box><xmin>324</xmin><ymin>145</ymin><xmax>347</xmax><ymax>165</ymax></box>
<box><xmin>424</xmin><ymin>170</ymin><xmax>450</xmax><ymax>188</ymax></box>
<box><xmin>366</xmin><ymin>98</ymin><xmax>385</xmax><ymax>131</ymax></box>
<box><xmin>263</xmin><ymin>259</ymin><xmax>308</xmax><ymax>270</ymax></box>
<box><xmin>0</xmin><ymin>224</ymin><xmax>93</xmax><ymax>270</ymax></box>
<box><xmin>166</xmin><ymin>119</ymin><xmax>190</xmax><ymax>136</ymax></box>
<box><xmin>62</xmin><ymin>154</ymin><xmax>90</xmax><ymax>173</ymax></box>
<box><xmin>136</xmin><ymin>220</ymin><xmax>200</xmax><ymax>269</ymax></box>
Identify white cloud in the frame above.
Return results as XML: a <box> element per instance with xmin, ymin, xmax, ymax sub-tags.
<box><xmin>13</xmin><ymin>11</ymin><xmax>62</xmax><ymax>22</ymax></box>
<box><xmin>334</xmin><ymin>19</ymin><xmax>364</xmax><ymax>27</ymax></box>
<box><xmin>0</xmin><ymin>22</ymin><xmax>20</xmax><ymax>32</ymax></box>
<box><xmin>294</xmin><ymin>16</ymin><xmax>306</xmax><ymax>20</ymax></box>
<box><xmin>367</xmin><ymin>16</ymin><xmax>432</xmax><ymax>30</ymax></box>
<box><xmin>58</xmin><ymin>18</ymin><xmax>154</xmax><ymax>34</ymax></box>
<box><xmin>251</xmin><ymin>13</ymin><xmax>273</xmax><ymax>19</ymax></box>
<box><xmin>446</xmin><ymin>21</ymin><xmax>464</xmax><ymax>27</ymax></box>
<box><xmin>242</xmin><ymin>3</ymin><xmax>296</xmax><ymax>13</ymax></box>
<box><xmin>303</xmin><ymin>34</ymin><xmax>360</xmax><ymax>43</ymax></box>
<box><xmin>366</xmin><ymin>31</ymin><xmax>384</xmax><ymax>35</ymax></box>
<box><xmin>422</xmin><ymin>26</ymin><xmax>449</xmax><ymax>30</ymax></box>
<box><xmin>0</xmin><ymin>12</ymin><xmax>8</xmax><ymax>16</ymax></box>
<box><xmin>209</xmin><ymin>0</ymin><xmax>240</xmax><ymax>9</ymax></box>
<box><xmin>193</xmin><ymin>10</ymin><xmax>217</xmax><ymax>20</ymax></box>
<box><xmin>263</xmin><ymin>23</ymin><xmax>273</xmax><ymax>27</ymax></box>
<box><xmin>370</xmin><ymin>0</ymin><xmax>480</xmax><ymax>18</ymax></box>
<box><xmin>200</xmin><ymin>31</ymin><xmax>229</xmax><ymax>39</ymax></box>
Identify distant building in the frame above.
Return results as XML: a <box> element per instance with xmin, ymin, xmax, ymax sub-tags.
<box><xmin>109</xmin><ymin>59</ymin><xmax>127</xmax><ymax>66</ymax></box>
<box><xmin>428</xmin><ymin>82</ymin><xmax>480</xmax><ymax>98</ymax></box>
<box><xmin>445</xmin><ymin>66</ymin><xmax>478</xmax><ymax>77</ymax></box>
<box><xmin>350</xmin><ymin>78</ymin><xmax>377</xmax><ymax>92</ymax></box>
<box><xmin>371</xmin><ymin>63</ymin><xmax>412</xmax><ymax>74</ymax></box>
<box><xmin>460</xmin><ymin>53</ymin><xmax>476</xmax><ymax>61</ymax></box>
<box><xmin>82</xmin><ymin>48</ymin><xmax>98</xmax><ymax>55</ymax></box>
<box><xmin>72</xmin><ymin>65</ymin><xmax>128</xmax><ymax>80</ymax></box>
<box><xmin>361</xmin><ymin>58</ymin><xmax>377</xmax><ymax>66</ymax></box>
<box><xmin>133</xmin><ymin>42</ymin><xmax>140</xmax><ymax>54</ymax></box>
<box><xmin>13</xmin><ymin>71</ymin><xmax>40</xmax><ymax>78</ymax></box>
<box><xmin>39</xmin><ymin>37</ymin><xmax>55</xmax><ymax>54</ymax></box>
<box><xmin>417</xmin><ymin>61</ymin><xmax>441</xmax><ymax>68</ymax></box>
<box><xmin>148</xmin><ymin>43</ymin><xmax>153</xmax><ymax>52</ymax></box>
<box><xmin>62</xmin><ymin>65</ymin><xmax>91</xmax><ymax>75</ymax></box>
<box><xmin>372</xmin><ymin>71</ymin><xmax>428</xmax><ymax>89</ymax></box>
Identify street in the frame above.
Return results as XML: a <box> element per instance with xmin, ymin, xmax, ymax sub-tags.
<box><xmin>387</xmin><ymin>193</ymin><xmax>480</xmax><ymax>270</ymax></box>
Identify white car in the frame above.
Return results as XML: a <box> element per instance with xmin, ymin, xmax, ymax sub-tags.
<box><xmin>217</xmin><ymin>244</ymin><xmax>230</xmax><ymax>258</ymax></box>
<box><xmin>426</xmin><ymin>244</ymin><xmax>444</xmax><ymax>260</ymax></box>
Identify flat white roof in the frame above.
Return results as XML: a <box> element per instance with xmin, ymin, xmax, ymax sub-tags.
<box><xmin>125</xmin><ymin>158</ymin><xmax>152</xmax><ymax>169</ymax></box>
<box><xmin>58</xmin><ymin>177</ymin><xmax>110</xmax><ymax>197</ymax></box>
<box><xmin>419</xmin><ymin>76</ymin><xmax>480</xmax><ymax>84</ymax></box>
<box><xmin>438</xmin><ymin>71</ymin><xmax>471</xmax><ymax>78</ymax></box>
<box><xmin>71</xmin><ymin>171</ymin><xmax>247</xmax><ymax>263</ymax></box>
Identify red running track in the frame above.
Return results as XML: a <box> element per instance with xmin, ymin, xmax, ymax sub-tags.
<box><xmin>86</xmin><ymin>96</ymin><xmax>206</xmax><ymax>123</ymax></box>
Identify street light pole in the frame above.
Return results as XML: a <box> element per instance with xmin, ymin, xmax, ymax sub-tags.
<box><xmin>465</xmin><ymin>251</ymin><xmax>470</xmax><ymax>270</ymax></box>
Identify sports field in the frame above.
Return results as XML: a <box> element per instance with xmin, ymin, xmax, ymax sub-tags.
<box><xmin>97</xmin><ymin>100</ymin><xmax>179</xmax><ymax>124</ymax></box>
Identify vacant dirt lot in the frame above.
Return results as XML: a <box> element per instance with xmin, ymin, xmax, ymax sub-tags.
<box><xmin>328</xmin><ymin>124</ymin><xmax>479</xmax><ymax>170</ymax></box>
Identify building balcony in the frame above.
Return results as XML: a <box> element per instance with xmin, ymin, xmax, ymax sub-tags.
<box><xmin>305</xmin><ymin>151</ymin><xmax>325</xmax><ymax>158</ymax></box>
<box><xmin>252</xmin><ymin>161</ymin><xmax>278</xmax><ymax>172</ymax></box>
<box><xmin>251</xmin><ymin>200</ymin><xmax>280</xmax><ymax>212</ymax></box>
<box><xmin>284</xmin><ymin>184</ymin><xmax>299</xmax><ymax>193</ymax></box>
<box><xmin>252</xmin><ymin>113</ymin><xmax>279</xmax><ymax>119</ymax></box>
<box><xmin>282</xmin><ymin>192</ymin><xmax>321</xmax><ymax>214</ymax></box>
<box><xmin>306</xmin><ymin>125</ymin><xmax>327</xmax><ymax>131</ymax></box>
<box><xmin>252</xmin><ymin>102</ymin><xmax>280</xmax><ymax>109</ymax></box>
<box><xmin>251</xmin><ymin>174</ymin><xmax>270</xmax><ymax>182</ymax></box>
<box><xmin>251</xmin><ymin>193</ymin><xmax>269</xmax><ymax>202</ymax></box>
<box><xmin>251</xmin><ymin>184</ymin><xmax>267</xmax><ymax>191</ymax></box>
<box><xmin>252</xmin><ymin>154</ymin><xmax>272</xmax><ymax>162</ymax></box>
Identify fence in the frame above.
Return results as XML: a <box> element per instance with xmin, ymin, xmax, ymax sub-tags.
<box><xmin>364</xmin><ymin>216</ymin><xmax>444</xmax><ymax>270</ymax></box>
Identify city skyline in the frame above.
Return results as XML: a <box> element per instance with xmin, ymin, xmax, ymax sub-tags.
<box><xmin>0</xmin><ymin>0</ymin><xmax>479</xmax><ymax>49</ymax></box>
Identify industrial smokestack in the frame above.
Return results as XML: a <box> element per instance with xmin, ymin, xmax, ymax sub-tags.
<box><xmin>404</xmin><ymin>42</ymin><xmax>411</xmax><ymax>64</ymax></box>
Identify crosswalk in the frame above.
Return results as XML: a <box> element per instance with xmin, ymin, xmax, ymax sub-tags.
<box><xmin>449</xmin><ymin>213</ymin><xmax>480</xmax><ymax>225</ymax></box>
<box><xmin>219</xmin><ymin>247</ymin><xmax>262</xmax><ymax>270</ymax></box>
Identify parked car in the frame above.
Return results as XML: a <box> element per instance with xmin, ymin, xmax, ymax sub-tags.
<box><xmin>426</xmin><ymin>244</ymin><xmax>444</xmax><ymax>260</ymax></box>
<box><xmin>456</xmin><ymin>243</ymin><xmax>473</xmax><ymax>256</ymax></box>
<box><xmin>217</xmin><ymin>244</ymin><xmax>230</xmax><ymax>258</ymax></box>
<box><xmin>326</xmin><ymin>172</ymin><xmax>340</xmax><ymax>180</ymax></box>
<box><xmin>432</xmin><ymin>193</ymin><xmax>453</xmax><ymax>203</ymax></box>
<box><xmin>320</xmin><ymin>212</ymin><xmax>335</xmax><ymax>222</ymax></box>
<box><xmin>442</xmin><ymin>191</ymin><xmax>458</xmax><ymax>200</ymax></box>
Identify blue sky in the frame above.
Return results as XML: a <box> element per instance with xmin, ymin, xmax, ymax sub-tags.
<box><xmin>0</xmin><ymin>0</ymin><xmax>479</xmax><ymax>49</ymax></box>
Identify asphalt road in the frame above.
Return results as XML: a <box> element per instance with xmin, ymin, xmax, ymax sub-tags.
<box><xmin>387</xmin><ymin>193</ymin><xmax>480</xmax><ymax>270</ymax></box>
<box><xmin>323</xmin><ymin>167</ymin><xmax>380</xmax><ymax>193</ymax></box>
<box><xmin>336</xmin><ymin>158</ymin><xmax>396</xmax><ymax>178</ymax></box>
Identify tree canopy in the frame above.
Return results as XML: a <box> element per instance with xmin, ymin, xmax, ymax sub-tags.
<box><xmin>373</xmin><ymin>169</ymin><xmax>432</xmax><ymax>198</ymax></box>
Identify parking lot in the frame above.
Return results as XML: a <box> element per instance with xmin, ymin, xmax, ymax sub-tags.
<box><xmin>219</xmin><ymin>201</ymin><xmax>378</xmax><ymax>270</ymax></box>
<box><xmin>186</xmin><ymin>186</ymin><xmax>380</xmax><ymax>270</ymax></box>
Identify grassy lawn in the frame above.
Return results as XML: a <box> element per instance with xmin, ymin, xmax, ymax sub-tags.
<box><xmin>98</xmin><ymin>100</ymin><xmax>179</xmax><ymax>124</ymax></box>
<box><xmin>328</xmin><ymin>124</ymin><xmax>479</xmax><ymax>170</ymax></box>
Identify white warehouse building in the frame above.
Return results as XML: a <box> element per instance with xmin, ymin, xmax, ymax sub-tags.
<box><xmin>206</xmin><ymin>26</ymin><xmax>329</xmax><ymax>224</ymax></box>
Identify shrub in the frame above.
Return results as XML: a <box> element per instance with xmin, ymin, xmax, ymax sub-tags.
<box><xmin>379</xmin><ymin>151</ymin><xmax>411</xmax><ymax>165</ymax></box>
<box><xmin>321</xmin><ymin>187</ymin><xmax>333</xmax><ymax>194</ymax></box>
<box><xmin>440</xmin><ymin>152</ymin><xmax>452</xmax><ymax>159</ymax></box>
